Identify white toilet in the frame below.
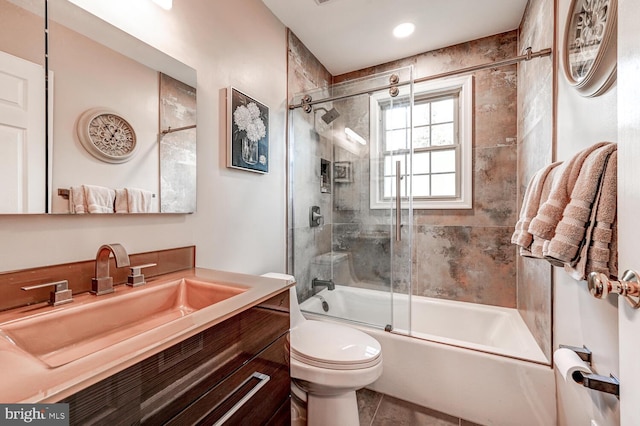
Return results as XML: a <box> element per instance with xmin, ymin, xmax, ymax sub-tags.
<box><xmin>262</xmin><ymin>273</ymin><xmax>383</xmax><ymax>426</ymax></box>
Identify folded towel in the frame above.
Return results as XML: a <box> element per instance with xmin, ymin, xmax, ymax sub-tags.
<box><xmin>528</xmin><ymin>142</ymin><xmax>610</xmax><ymax>241</ymax></box>
<box><xmin>126</xmin><ymin>188</ymin><xmax>153</xmax><ymax>213</ymax></box>
<box><xmin>544</xmin><ymin>143</ymin><xmax>617</xmax><ymax>267</ymax></box>
<box><xmin>83</xmin><ymin>184</ymin><xmax>115</xmax><ymax>214</ymax></box>
<box><xmin>608</xmin><ymin>214</ymin><xmax>618</xmax><ymax>279</ymax></box>
<box><xmin>519</xmin><ymin>164</ymin><xmax>562</xmax><ymax>259</ymax></box>
<box><xmin>563</xmin><ymin>163</ymin><xmax>606</xmax><ymax>280</ymax></box>
<box><xmin>512</xmin><ymin>161</ymin><xmax>562</xmax><ymax>250</ymax></box>
<box><xmin>69</xmin><ymin>186</ymin><xmax>86</xmax><ymax>214</ymax></box>
<box><xmin>583</xmin><ymin>150</ymin><xmax>618</xmax><ymax>278</ymax></box>
<box><xmin>114</xmin><ymin>189</ymin><xmax>128</xmax><ymax>213</ymax></box>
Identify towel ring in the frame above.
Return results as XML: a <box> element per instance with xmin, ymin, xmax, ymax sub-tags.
<box><xmin>588</xmin><ymin>270</ymin><xmax>640</xmax><ymax>309</ymax></box>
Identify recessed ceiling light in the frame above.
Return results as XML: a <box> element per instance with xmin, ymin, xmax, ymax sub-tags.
<box><xmin>393</xmin><ymin>22</ymin><xmax>415</xmax><ymax>38</ymax></box>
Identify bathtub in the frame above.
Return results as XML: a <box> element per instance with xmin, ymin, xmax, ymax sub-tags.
<box><xmin>300</xmin><ymin>285</ymin><xmax>556</xmax><ymax>426</ymax></box>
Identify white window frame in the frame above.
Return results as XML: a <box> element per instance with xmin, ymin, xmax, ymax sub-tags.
<box><xmin>369</xmin><ymin>74</ymin><xmax>473</xmax><ymax>210</ymax></box>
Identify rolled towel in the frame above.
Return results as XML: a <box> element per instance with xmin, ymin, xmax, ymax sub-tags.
<box><xmin>544</xmin><ymin>143</ymin><xmax>616</xmax><ymax>267</ymax></box>
<box><xmin>511</xmin><ymin>161</ymin><xmax>562</xmax><ymax>249</ymax></box>
<box><xmin>69</xmin><ymin>186</ymin><xmax>86</xmax><ymax>214</ymax></box>
<box><xmin>114</xmin><ymin>189</ymin><xmax>129</xmax><ymax>213</ymax></box>
<box><xmin>529</xmin><ymin>142</ymin><xmax>610</xmax><ymax>241</ymax></box>
<box><xmin>83</xmin><ymin>184</ymin><xmax>115</xmax><ymax>214</ymax></box>
<box><xmin>126</xmin><ymin>188</ymin><xmax>153</xmax><ymax>213</ymax></box>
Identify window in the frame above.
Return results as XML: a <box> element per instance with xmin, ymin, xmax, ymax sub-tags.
<box><xmin>370</xmin><ymin>75</ymin><xmax>473</xmax><ymax>209</ymax></box>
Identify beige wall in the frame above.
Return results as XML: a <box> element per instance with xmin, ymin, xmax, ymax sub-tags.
<box><xmin>554</xmin><ymin>0</ymin><xmax>620</xmax><ymax>424</ymax></box>
<box><xmin>0</xmin><ymin>0</ymin><xmax>288</xmax><ymax>277</ymax></box>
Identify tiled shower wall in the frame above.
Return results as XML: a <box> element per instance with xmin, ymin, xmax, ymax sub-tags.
<box><xmin>333</xmin><ymin>32</ymin><xmax>520</xmax><ymax>308</ymax></box>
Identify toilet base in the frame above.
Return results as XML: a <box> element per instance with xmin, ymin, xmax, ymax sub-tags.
<box><xmin>307</xmin><ymin>390</ymin><xmax>359</xmax><ymax>426</ymax></box>
<box><xmin>291</xmin><ymin>382</ymin><xmax>307</xmax><ymax>426</ymax></box>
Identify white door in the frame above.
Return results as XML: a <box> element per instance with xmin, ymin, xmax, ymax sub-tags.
<box><xmin>0</xmin><ymin>50</ymin><xmax>46</xmax><ymax>213</ymax></box>
<box><xmin>618</xmin><ymin>0</ymin><xmax>640</xmax><ymax>424</ymax></box>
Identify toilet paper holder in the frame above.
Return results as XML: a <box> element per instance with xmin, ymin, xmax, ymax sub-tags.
<box><xmin>560</xmin><ymin>344</ymin><xmax>620</xmax><ymax>398</ymax></box>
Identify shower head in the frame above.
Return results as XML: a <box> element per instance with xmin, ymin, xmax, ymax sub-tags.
<box><xmin>317</xmin><ymin>107</ymin><xmax>340</xmax><ymax>125</ymax></box>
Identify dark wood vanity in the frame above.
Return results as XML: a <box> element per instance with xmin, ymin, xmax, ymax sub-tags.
<box><xmin>61</xmin><ymin>290</ymin><xmax>290</xmax><ymax>425</ymax></box>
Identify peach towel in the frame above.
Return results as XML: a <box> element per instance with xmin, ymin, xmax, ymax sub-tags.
<box><xmin>511</xmin><ymin>161</ymin><xmax>562</xmax><ymax>250</ymax></box>
<box><xmin>513</xmin><ymin>142</ymin><xmax>618</xmax><ymax>281</ymax></box>
<box><xmin>114</xmin><ymin>189</ymin><xmax>128</xmax><ymax>213</ymax></box>
<box><xmin>528</xmin><ymin>142</ymin><xmax>610</xmax><ymax>242</ymax></box>
<box><xmin>126</xmin><ymin>188</ymin><xmax>153</xmax><ymax>213</ymax></box>
<box><xmin>576</xmin><ymin>150</ymin><xmax>617</xmax><ymax>279</ymax></box>
<box><xmin>69</xmin><ymin>186</ymin><xmax>87</xmax><ymax>214</ymax></box>
<box><xmin>83</xmin><ymin>184</ymin><xmax>115</xmax><ymax>214</ymax></box>
<box><xmin>544</xmin><ymin>143</ymin><xmax>617</xmax><ymax>269</ymax></box>
<box><xmin>521</xmin><ymin>164</ymin><xmax>561</xmax><ymax>259</ymax></box>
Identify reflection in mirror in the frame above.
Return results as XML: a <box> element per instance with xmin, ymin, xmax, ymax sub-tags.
<box><xmin>47</xmin><ymin>0</ymin><xmax>196</xmax><ymax>214</ymax></box>
<box><xmin>0</xmin><ymin>0</ymin><xmax>47</xmax><ymax>214</ymax></box>
<box><xmin>159</xmin><ymin>74</ymin><xmax>197</xmax><ymax>213</ymax></box>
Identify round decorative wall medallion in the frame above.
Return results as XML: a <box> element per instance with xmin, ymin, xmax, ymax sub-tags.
<box><xmin>562</xmin><ymin>0</ymin><xmax>617</xmax><ymax>97</ymax></box>
<box><xmin>77</xmin><ymin>108</ymin><xmax>137</xmax><ymax>163</ymax></box>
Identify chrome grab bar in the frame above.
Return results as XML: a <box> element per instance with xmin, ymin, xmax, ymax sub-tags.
<box><xmin>395</xmin><ymin>161</ymin><xmax>402</xmax><ymax>242</ymax></box>
<box><xmin>588</xmin><ymin>270</ymin><xmax>640</xmax><ymax>309</ymax></box>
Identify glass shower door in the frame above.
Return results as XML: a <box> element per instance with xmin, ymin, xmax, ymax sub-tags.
<box><xmin>289</xmin><ymin>67</ymin><xmax>413</xmax><ymax>332</ymax></box>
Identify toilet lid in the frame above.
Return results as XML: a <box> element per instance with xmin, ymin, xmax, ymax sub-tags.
<box><xmin>289</xmin><ymin>320</ymin><xmax>381</xmax><ymax>369</ymax></box>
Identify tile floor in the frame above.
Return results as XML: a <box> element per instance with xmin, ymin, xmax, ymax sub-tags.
<box><xmin>356</xmin><ymin>389</ymin><xmax>483</xmax><ymax>426</ymax></box>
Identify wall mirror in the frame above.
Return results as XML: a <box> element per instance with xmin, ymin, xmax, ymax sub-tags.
<box><xmin>0</xmin><ymin>0</ymin><xmax>197</xmax><ymax>214</ymax></box>
<box><xmin>0</xmin><ymin>0</ymin><xmax>47</xmax><ymax>214</ymax></box>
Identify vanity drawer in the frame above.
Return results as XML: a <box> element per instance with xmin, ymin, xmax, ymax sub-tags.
<box><xmin>63</xmin><ymin>290</ymin><xmax>291</xmax><ymax>425</ymax></box>
<box><xmin>165</xmin><ymin>333</ymin><xmax>290</xmax><ymax>426</ymax></box>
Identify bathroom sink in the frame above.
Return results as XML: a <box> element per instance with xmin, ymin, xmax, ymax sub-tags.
<box><xmin>0</xmin><ymin>278</ymin><xmax>246</xmax><ymax>368</ymax></box>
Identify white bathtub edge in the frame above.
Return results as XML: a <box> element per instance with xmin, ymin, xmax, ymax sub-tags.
<box><xmin>364</xmin><ymin>327</ymin><xmax>556</xmax><ymax>426</ymax></box>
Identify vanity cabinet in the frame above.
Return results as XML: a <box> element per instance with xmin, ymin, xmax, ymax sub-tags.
<box><xmin>62</xmin><ymin>290</ymin><xmax>290</xmax><ymax>425</ymax></box>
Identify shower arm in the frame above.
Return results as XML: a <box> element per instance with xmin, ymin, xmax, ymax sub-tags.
<box><xmin>289</xmin><ymin>47</ymin><xmax>552</xmax><ymax>111</ymax></box>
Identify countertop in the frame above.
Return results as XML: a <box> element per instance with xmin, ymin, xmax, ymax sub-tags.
<box><xmin>0</xmin><ymin>268</ymin><xmax>293</xmax><ymax>403</ymax></box>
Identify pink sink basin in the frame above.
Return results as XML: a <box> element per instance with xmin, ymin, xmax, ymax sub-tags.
<box><xmin>0</xmin><ymin>278</ymin><xmax>246</xmax><ymax>368</ymax></box>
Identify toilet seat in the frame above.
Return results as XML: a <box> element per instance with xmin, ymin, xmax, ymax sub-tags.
<box><xmin>289</xmin><ymin>320</ymin><xmax>381</xmax><ymax>370</ymax></box>
<box><xmin>261</xmin><ymin>273</ymin><xmax>383</xmax><ymax>426</ymax></box>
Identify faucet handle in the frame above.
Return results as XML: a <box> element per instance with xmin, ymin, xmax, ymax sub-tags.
<box><xmin>127</xmin><ymin>263</ymin><xmax>157</xmax><ymax>287</ymax></box>
<box><xmin>21</xmin><ymin>280</ymin><xmax>73</xmax><ymax>306</ymax></box>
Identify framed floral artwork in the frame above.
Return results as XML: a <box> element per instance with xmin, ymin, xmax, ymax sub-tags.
<box><xmin>227</xmin><ymin>87</ymin><xmax>269</xmax><ymax>173</ymax></box>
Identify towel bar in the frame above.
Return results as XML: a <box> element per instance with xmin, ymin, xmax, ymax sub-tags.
<box><xmin>588</xmin><ymin>270</ymin><xmax>640</xmax><ymax>309</ymax></box>
<box><xmin>58</xmin><ymin>188</ymin><xmax>156</xmax><ymax>199</ymax></box>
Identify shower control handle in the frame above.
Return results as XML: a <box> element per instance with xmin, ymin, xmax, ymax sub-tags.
<box><xmin>309</xmin><ymin>206</ymin><xmax>323</xmax><ymax>228</ymax></box>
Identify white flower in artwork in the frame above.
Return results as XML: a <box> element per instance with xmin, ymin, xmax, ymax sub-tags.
<box><xmin>233</xmin><ymin>102</ymin><xmax>266</xmax><ymax>142</ymax></box>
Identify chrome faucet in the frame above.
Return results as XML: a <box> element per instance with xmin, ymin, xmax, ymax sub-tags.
<box><xmin>312</xmin><ymin>277</ymin><xmax>335</xmax><ymax>291</ymax></box>
<box><xmin>91</xmin><ymin>243</ymin><xmax>130</xmax><ymax>295</ymax></box>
